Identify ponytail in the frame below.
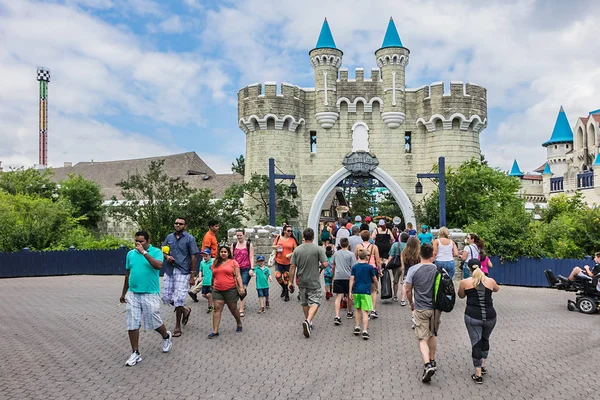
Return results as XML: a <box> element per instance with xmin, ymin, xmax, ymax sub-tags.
<box><xmin>471</xmin><ymin>266</ymin><xmax>485</xmax><ymax>287</ymax></box>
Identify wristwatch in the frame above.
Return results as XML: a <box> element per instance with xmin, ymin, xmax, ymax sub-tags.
<box><xmin>142</xmin><ymin>250</ymin><xmax>148</xmax><ymax>255</ymax></box>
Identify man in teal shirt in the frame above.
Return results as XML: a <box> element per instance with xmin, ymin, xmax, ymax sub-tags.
<box><xmin>417</xmin><ymin>225</ymin><xmax>434</xmax><ymax>245</ymax></box>
<box><xmin>120</xmin><ymin>231</ymin><xmax>173</xmax><ymax>366</ymax></box>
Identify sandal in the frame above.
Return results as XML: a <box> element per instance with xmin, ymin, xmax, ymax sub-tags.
<box><xmin>239</xmin><ymin>311</ymin><xmax>245</xmax><ymax>318</ymax></box>
<box><xmin>172</xmin><ymin>330</ymin><xmax>182</xmax><ymax>337</ymax></box>
<box><xmin>182</xmin><ymin>307</ymin><xmax>191</xmax><ymax>326</ymax></box>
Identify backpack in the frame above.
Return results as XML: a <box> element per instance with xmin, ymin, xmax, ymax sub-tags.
<box><xmin>433</xmin><ymin>266</ymin><xmax>455</xmax><ymax>312</ymax></box>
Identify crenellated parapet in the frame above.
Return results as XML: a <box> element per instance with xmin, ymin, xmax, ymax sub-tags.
<box><xmin>410</xmin><ymin>81</ymin><xmax>487</xmax><ymax>133</ymax></box>
<box><xmin>237</xmin><ymin>82</ymin><xmax>307</xmax><ymax>134</ymax></box>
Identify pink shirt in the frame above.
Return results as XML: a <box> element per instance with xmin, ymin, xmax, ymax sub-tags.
<box><xmin>480</xmin><ymin>256</ymin><xmax>490</xmax><ymax>274</ymax></box>
<box><xmin>233</xmin><ymin>243</ymin><xmax>251</xmax><ymax>269</ymax></box>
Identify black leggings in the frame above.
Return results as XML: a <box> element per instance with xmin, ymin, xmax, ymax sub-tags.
<box><xmin>464</xmin><ymin>315</ymin><xmax>497</xmax><ymax>367</ymax></box>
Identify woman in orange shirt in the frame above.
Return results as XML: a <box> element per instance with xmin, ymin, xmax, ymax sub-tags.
<box><xmin>272</xmin><ymin>225</ymin><xmax>297</xmax><ymax>302</ymax></box>
<box><xmin>208</xmin><ymin>245</ymin><xmax>245</xmax><ymax>338</ymax></box>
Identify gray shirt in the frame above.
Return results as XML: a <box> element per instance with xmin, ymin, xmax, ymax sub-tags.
<box><xmin>291</xmin><ymin>243</ymin><xmax>327</xmax><ymax>289</ymax></box>
<box><xmin>348</xmin><ymin>235</ymin><xmax>363</xmax><ymax>252</ymax></box>
<box><xmin>162</xmin><ymin>231</ymin><xmax>200</xmax><ymax>275</ymax></box>
<box><xmin>331</xmin><ymin>249</ymin><xmax>356</xmax><ymax>280</ymax></box>
<box><xmin>405</xmin><ymin>262</ymin><xmax>437</xmax><ymax>310</ymax></box>
<box><xmin>335</xmin><ymin>227</ymin><xmax>350</xmax><ymax>247</ymax></box>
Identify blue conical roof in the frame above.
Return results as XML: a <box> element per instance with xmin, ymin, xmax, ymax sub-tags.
<box><xmin>508</xmin><ymin>160</ymin><xmax>524</xmax><ymax>177</ymax></box>
<box><xmin>542</xmin><ymin>163</ymin><xmax>553</xmax><ymax>175</ymax></box>
<box><xmin>314</xmin><ymin>18</ymin><xmax>338</xmax><ymax>50</ymax></box>
<box><xmin>543</xmin><ymin>106</ymin><xmax>573</xmax><ymax>146</ymax></box>
<box><xmin>593</xmin><ymin>154</ymin><xmax>600</xmax><ymax>166</ymax></box>
<box><xmin>380</xmin><ymin>17</ymin><xmax>404</xmax><ymax>49</ymax></box>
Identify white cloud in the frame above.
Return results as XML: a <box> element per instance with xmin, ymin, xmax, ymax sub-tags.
<box><xmin>148</xmin><ymin>15</ymin><xmax>185</xmax><ymax>34</ymax></box>
<box><xmin>0</xmin><ymin>0</ymin><xmax>229</xmax><ymax>169</ymax></box>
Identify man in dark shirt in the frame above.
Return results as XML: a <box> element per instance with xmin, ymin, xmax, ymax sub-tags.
<box><xmin>162</xmin><ymin>217</ymin><xmax>199</xmax><ymax>337</ymax></box>
<box><xmin>568</xmin><ymin>252</ymin><xmax>600</xmax><ymax>281</ymax></box>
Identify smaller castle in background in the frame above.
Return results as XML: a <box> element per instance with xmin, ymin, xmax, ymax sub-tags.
<box><xmin>512</xmin><ymin>106</ymin><xmax>600</xmax><ymax>207</ymax></box>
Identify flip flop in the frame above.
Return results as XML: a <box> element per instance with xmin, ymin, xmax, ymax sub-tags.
<box><xmin>182</xmin><ymin>308</ymin><xmax>191</xmax><ymax>326</ymax></box>
<box><xmin>172</xmin><ymin>330</ymin><xmax>182</xmax><ymax>337</ymax></box>
<box><xmin>239</xmin><ymin>311</ymin><xmax>245</xmax><ymax>318</ymax></box>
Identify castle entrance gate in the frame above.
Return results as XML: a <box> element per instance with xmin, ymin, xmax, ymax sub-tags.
<box><xmin>307</xmin><ymin>152</ymin><xmax>416</xmax><ymax>234</ymax></box>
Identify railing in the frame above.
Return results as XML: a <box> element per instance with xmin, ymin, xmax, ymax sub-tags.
<box><xmin>550</xmin><ymin>177</ymin><xmax>563</xmax><ymax>192</ymax></box>
<box><xmin>487</xmin><ymin>256</ymin><xmax>591</xmax><ymax>287</ymax></box>
<box><xmin>577</xmin><ymin>171</ymin><xmax>594</xmax><ymax>189</ymax></box>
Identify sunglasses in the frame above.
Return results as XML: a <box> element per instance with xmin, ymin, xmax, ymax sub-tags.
<box><xmin>174</xmin><ymin>222</ymin><xmax>185</xmax><ymax>226</ymax></box>
<box><xmin>285</xmin><ymin>230</ymin><xmax>292</xmax><ymax>233</ymax></box>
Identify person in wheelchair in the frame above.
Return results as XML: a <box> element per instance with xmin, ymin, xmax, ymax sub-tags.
<box><xmin>567</xmin><ymin>252</ymin><xmax>600</xmax><ymax>282</ymax></box>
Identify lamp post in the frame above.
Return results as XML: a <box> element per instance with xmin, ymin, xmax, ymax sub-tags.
<box><xmin>416</xmin><ymin>156</ymin><xmax>446</xmax><ymax>227</ymax></box>
<box><xmin>269</xmin><ymin>157</ymin><xmax>296</xmax><ymax>226</ymax></box>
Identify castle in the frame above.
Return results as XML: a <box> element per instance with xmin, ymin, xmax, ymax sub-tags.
<box><xmin>511</xmin><ymin>106</ymin><xmax>600</xmax><ymax>206</ymax></box>
<box><xmin>238</xmin><ymin>18</ymin><xmax>488</xmax><ymax>230</ymax></box>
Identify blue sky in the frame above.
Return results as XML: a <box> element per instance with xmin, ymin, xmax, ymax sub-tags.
<box><xmin>1</xmin><ymin>0</ymin><xmax>599</xmax><ymax>173</ymax></box>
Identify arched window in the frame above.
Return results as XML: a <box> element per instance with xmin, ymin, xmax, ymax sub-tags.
<box><xmin>352</xmin><ymin>122</ymin><xmax>369</xmax><ymax>152</ymax></box>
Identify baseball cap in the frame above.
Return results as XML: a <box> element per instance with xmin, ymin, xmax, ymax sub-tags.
<box><xmin>201</xmin><ymin>248</ymin><xmax>211</xmax><ymax>255</ymax></box>
<box><xmin>422</xmin><ymin>225</ymin><xmax>428</xmax><ymax>230</ymax></box>
<box><xmin>365</xmin><ymin>216</ymin><xmax>371</xmax><ymax>222</ymax></box>
<box><xmin>468</xmin><ymin>258</ymin><xmax>481</xmax><ymax>269</ymax></box>
<box><xmin>355</xmin><ymin>215</ymin><xmax>362</xmax><ymax>222</ymax></box>
<box><xmin>256</xmin><ymin>255</ymin><xmax>265</xmax><ymax>261</ymax></box>
<box><xmin>378</xmin><ymin>219</ymin><xmax>386</xmax><ymax>226</ymax></box>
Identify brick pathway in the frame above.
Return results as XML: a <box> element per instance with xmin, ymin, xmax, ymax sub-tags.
<box><xmin>0</xmin><ymin>275</ymin><xmax>597</xmax><ymax>399</ymax></box>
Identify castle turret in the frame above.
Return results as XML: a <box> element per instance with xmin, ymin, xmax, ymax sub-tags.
<box><xmin>309</xmin><ymin>19</ymin><xmax>343</xmax><ymax>129</ymax></box>
<box><xmin>375</xmin><ymin>18</ymin><xmax>409</xmax><ymax>128</ymax></box>
<box><xmin>542</xmin><ymin>106</ymin><xmax>573</xmax><ymax>178</ymax></box>
<box><xmin>508</xmin><ymin>159</ymin><xmax>524</xmax><ymax>177</ymax></box>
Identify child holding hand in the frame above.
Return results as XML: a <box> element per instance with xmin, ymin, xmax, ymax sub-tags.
<box><xmin>250</xmin><ymin>255</ymin><xmax>273</xmax><ymax>313</ymax></box>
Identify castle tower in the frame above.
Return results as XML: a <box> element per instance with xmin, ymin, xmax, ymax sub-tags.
<box><xmin>508</xmin><ymin>159</ymin><xmax>524</xmax><ymax>177</ymax></box>
<box><xmin>375</xmin><ymin>18</ymin><xmax>409</xmax><ymax>128</ymax></box>
<box><xmin>309</xmin><ymin>19</ymin><xmax>343</xmax><ymax>129</ymax></box>
<box><xmin>543</xmin><ymin>106</ymin><xmax>573</xmax><ymax>178</ymax></box>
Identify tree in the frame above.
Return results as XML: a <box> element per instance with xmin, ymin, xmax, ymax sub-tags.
<box><xmin>0</xmin><ymin>167</ymin><xmax>57</xmax><ymax>199</ymax></box>
<box><xmin>108</xmin><ymin>160</ymin><xmax>196</xmax><ymax>244</ymax></box>
<box><xmin>242</xmin><ymin>173</ymin><xmax>298</xmax><ymax>225</ymax></box>
<box><xmin>540</xmin><ymin>192</ymin><xmax>586</xmax><ymax>223</ymax></box>
<box><xmin>212</xmin><ymin>183</ymin><xmax>247</xmax><ymax>242</ymax></box>
<box><xmin>58</xmin><ymin>174</ymin><xmax>104</xmax><ymax>228</ymax></box>
<box><xmin>375</xmin><ymin>191</ymin><xmax>402</xmax><ymax>219</ymax></box>
<box><xmin>416</xmin><ymin>159</ymin><xmax>522</xmax><ymax>229</ymax></box>
<box><xmin>345</xmin><ymin>186</ymin><xmax>375</xmax><ymax>218</ymax></box>
<box><xmin>231</xmin><ymin>154</ymin><xmax>245</xmax><ymax>176</ymax></box>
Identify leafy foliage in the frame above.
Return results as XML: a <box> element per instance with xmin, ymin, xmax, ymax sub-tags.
<box><xmin>375</xmin><ymin>191</ymin><xmax>402</xmax><ymax>220</ymax></box>
<box><xmin>231</xmin><ymin>154</ymin><xmax>245</xmax><ymax>176</ymax></box>
<box><xmin>0</xmin><ymin>167</ymin><xmax>57</xmax><ymax>199</ymax></box>
<box><xmin>58</xmin><ymin>174</ymin><xmax>103</xmax><ymax>228</ymax></box>
<box><xmin>241</xmin><ymin>173</ymin><xmax>298</xmax><ymax>226</ymax></box>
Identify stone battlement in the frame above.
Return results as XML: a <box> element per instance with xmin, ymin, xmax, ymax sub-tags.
<box><xmin>238</xmin><ymin>82</ymin><xmax>307</xmax><ymax>101</ymax></box>
<box><xmin>338</xmin><ymin>68</ymin><xmax>381</xmax><ymax>82</ymax></box>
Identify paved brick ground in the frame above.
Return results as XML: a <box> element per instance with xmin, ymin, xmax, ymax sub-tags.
<box><xmin>0</xmin><ymin>275</ymin><xmax>598</xmax><ymax>399</ymax></box>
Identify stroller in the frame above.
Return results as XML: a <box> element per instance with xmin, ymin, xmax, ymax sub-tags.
<box><xmin>545</xmin><ymin>269</ymin><xmax>600</xmax><ymax>314</ymax></box>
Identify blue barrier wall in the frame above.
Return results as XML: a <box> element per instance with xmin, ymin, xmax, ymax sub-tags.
<box><xmin>0</xmin><ymin>248</ymin><xmax>129</xmax><ymax>278</ymax></box>
<box><xmin>487</xmin><ymin>256</ymin><xmax>592</xmax><ymax>287</ymax></box>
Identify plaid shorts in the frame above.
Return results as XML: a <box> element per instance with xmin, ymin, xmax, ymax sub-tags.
<box><xmin>162</xmin><ymin>269</ymin><xmax>190</xmax><ymax>307</ymax></box>
<box><xmin>125</xmin><ymin>292</ymin><xmax>163</xmax><ymax>331</ymax></box>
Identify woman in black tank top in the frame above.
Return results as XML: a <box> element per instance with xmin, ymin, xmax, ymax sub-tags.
<box><xmin>458</xmin><ymin>259</ymin><xmax>500</xmax><ymax>384</ymax></box>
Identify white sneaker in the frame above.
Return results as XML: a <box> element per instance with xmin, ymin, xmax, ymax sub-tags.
<box><xmin>125</xmin><ymin>351</ymin><xmax>142</xmax><ymax>366</ymax></box>
<box><xmin>162</xmin><ymin>331</ymin><xmax>173</xmax><ymax>353</ymax></box>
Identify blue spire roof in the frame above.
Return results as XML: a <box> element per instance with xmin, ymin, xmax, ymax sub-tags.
<box><xmin>380</xmin><ymin>17</ymin><xmax>404</xmax><ymax>48</ymax></box>
<box><xmin>593</xmin><ymin>154</ymin><xmax>600</xmax><ymax>166</ymax></box>
<box><xmin>314</xmin><ymin>18</ymin><xmax>338</xmax><ymax>50</ymax></box>
<box><xmin>543</xmin><ymin>106</ymin><xmax>573</xmax><ymax>146</ymax></box>
<box><xmin>542</xmin><ymin>163</ymin><xmax>553</xmax><ymax>175</ymax></box>
<box><xmin>508</xmin><ymin>160</ymin><xmax>524</xmax><ymax>177</ymax></box>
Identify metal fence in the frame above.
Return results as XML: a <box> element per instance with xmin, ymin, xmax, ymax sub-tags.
<box><xmin>0</xmin><ymin>249</ymin><xmax>594</xmax><ymax>287</ymax></box>
<box><xmin>0</xmin><ymin>248</ymin><xmax>129</xmax><ymax>278</ymax></box>
<box><xmin>487</xmin><ymin>256</ymin><xmax>592</xmax><ymax>287</ymax></box>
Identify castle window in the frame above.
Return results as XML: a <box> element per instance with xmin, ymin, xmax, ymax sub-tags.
<box><xmin>555</xmin><ymin>145</ymin><xmax>557</xmax><ymax>149</ymax></box>
<box><xmin>566</xmin><ymin>144</ymin><xmax>569</xmax><ymax>149</ymax></box>
<box><xmin>310</xmin><ymin>131</ymin><xmax>317</xmax><ymax>153</ymax></box>
<box><xmin>405</xmin><ymin>131</ymin><xmax>412</xmax><ymax>153</ymax></box>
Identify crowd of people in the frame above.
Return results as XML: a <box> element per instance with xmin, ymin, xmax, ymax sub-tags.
<box><xmin>119</xmin><ymin>215</ymin><xmax>499</xmax><ymax>385</ymax></box>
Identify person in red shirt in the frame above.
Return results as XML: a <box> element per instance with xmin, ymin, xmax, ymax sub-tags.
<box><xmin>202</xmin><ymin>220</ymin><xmax>219</xmax><ymax>257</ymax></box>
<box><xmin>272</xmin><ymin>225</ymin><xmax>298</xmax><ymax>302</ymax></box>
<box><xmin>208</xmin><ymin>245</ymin><xmax>245</xmax><ymax>338</ymax></box>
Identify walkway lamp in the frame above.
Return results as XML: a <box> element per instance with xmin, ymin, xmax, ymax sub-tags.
<box><xmin>268</xmin><ymin>157</ymin><xmax>296</xmax><ymax>226</ymax></box>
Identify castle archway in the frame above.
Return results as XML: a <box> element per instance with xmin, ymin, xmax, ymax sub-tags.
<box><xmin>307</xmin><ymin>166</ymin><xmax>416</xmax><ymax>234</ymax></box>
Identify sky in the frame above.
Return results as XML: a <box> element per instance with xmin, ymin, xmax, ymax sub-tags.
<box><xmin>1</xmin><ymin>0</ymin><xmax>599</xmax><ymax>174</ymax></box>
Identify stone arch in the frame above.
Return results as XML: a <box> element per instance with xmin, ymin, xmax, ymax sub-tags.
<box><xmin>368</xmin><ymin>97</ymin><xmax>383</xmax><ymax>112</ymax></box>
<box><xmin>336</xmin><ymin>97</ymin><xmax>350</xmax><ymax>112</ymax></box>
<box><xmin>586</xmin><ymin>119</ymin><xmax>596</xmax><ymax>149</ymax></box>
<box><xmin>576</xmin><ymin>125</ymin><xmax>584</xmax><ymax>151</ymax></box>
<box><xmin>307</xmin><ymin>167</ymin><xmax>416</xmax><ymax>234</ymax></box>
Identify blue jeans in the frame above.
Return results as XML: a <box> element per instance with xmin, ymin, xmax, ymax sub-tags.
<box><xmin>257</xmin><ymin>288</ymin><xmax>270</xmax><ymax>298</ymax></box>
<box><xmin>435</xmin><ymin>260</ymin><xmax>456</xmax><ymax>279</ymax></box>
<box><xmin>240</xmin><ymin>268</ymin><xmax>252</xmax><ymax>287</ymax></box>
<box><xmin>463</xmin><ymin>262</ymin><xmax>472</xmax><ymax>279</ymax></box>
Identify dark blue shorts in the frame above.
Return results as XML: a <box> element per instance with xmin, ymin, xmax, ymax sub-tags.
<box><xmin>240</xmin><ymin>268</ymin><xmax>252</xmax><ymax>286</ymax></box>
<box><xmin>257</xmin><ymin>288</ymin><xmax>270</xmax><ymax>298</ymax></box>
<box><xmin>201</xmin><ymin>286</ymin><xmax>212</xmax><ymax>295</ymax></box>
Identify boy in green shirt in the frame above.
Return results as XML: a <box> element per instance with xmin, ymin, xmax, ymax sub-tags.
<box><xmin>188</xmin><ymin>248</ymin><xmax>214</xmax><ymax>313</ymax></box>
<box><xmin>250</xmin><ymin>255</ymin><xmax>273</xmax><ymax>313</ymax></box>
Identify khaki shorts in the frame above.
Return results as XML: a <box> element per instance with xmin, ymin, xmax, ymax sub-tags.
<box><xmin>413</xmin><ymin>309</ymin><xmax>441</xmax><ymax>341</ymax></box>
<box><xmin>212</xmin><ymin>288</ymin><xmax>239</xmax><ymax>303</ymax></box>
<box><xmin>299</xmin><ymin>286</ymin><xmax>322</xmax><ymax>307</ymax></box>
<box><xmin>391</xmin><ymin>268</ymin><xmax>403</xmax><ymax>284</ymax></box>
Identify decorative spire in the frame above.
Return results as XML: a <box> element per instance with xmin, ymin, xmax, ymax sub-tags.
<box><xmin>508</xmin><ymin>160</ymin><xmax>524</xmax><ymax>177</ymax></box>
<box><xmin>542</xmin><ymin>163</ymin><xmax>553</xmax><ymax>175</ymax></box>
<box><xmin>380</xmin><ymin>17</ymin><xmax>404</xmax><ymax>49</ymax></box>
<box><xmin>542</xmin><ymin>106</ymin><xmax>573</xmax><ymax>147</ymax></box>
<box><xmin>593</xmin><ymin>154</ymin><xmax>600</xmax><ymax>166</ymax></box>
<box><xmin>314</xmin><ymin>18</ymin><xmax>338</xmax><ymax>50</ymax></box>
